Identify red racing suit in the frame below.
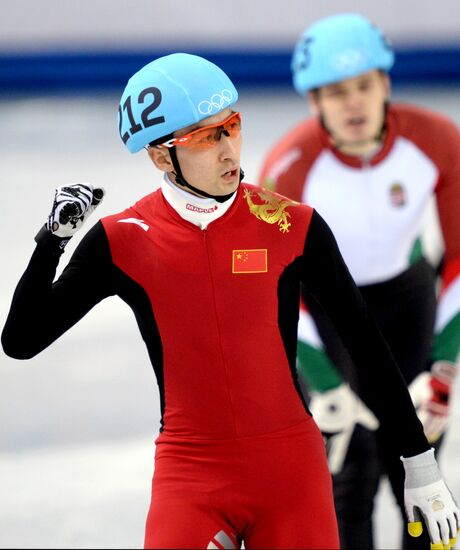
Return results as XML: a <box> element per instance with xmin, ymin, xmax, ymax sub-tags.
<box><xmin>1</xmin><ymin>182</ymin><xmax>429</xmax><ymax>549</ymax></box>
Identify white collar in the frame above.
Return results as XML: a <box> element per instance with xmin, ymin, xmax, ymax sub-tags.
<box><xmin>161</xmin><ymin>174</ymin><xmax>236</xmax><ymax>230</ymax></box>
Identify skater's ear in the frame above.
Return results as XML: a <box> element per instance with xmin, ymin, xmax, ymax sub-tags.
<box><xmin>147</xmin><ymin>146</ymin><xmax>174</xmax><ymax>173</ymax></box>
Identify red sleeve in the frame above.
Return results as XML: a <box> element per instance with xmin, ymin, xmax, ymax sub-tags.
<box><xmin>257</xmin><ymin>118</ymin><xmax>327</xmax><ymax>202</ymax></box>
<box><xmin>393</xmin><ymin>104</ymin><xmax>460</xmax><ymax>278</ymax></box>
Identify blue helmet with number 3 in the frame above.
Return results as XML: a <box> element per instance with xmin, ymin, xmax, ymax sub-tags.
<box><xmin>118</xmin><ymin>53</ymin><xmax>238</xmax><ymax>153</ymax></box>
<box><xmin>291</xmin><ymin>13</ymin><xmax>394</xmax><ymax>95</ymax></box>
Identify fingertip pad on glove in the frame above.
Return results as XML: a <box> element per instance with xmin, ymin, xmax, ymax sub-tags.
<box><xmin>408</xmin><ymin>521</ymin><xmax>423</xmax><ymax>537</ymax></box>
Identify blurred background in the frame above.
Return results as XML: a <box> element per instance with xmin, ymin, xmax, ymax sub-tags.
<box><xmin>1</xmin><ymin>1</ymin><xmax>460</xmax><ymax>548</ymax></box>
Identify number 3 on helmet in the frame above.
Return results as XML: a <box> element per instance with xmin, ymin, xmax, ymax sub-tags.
<box><xmin>291</xmin><ymin>13</ymin><xmax>395</xmax><ymax>95</ymax></box>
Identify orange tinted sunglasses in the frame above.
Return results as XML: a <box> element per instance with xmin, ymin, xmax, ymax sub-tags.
<box><xmin>160</xmin><ymin>111</ymin><xmax>242</xmax><ymax>150</ymax></box>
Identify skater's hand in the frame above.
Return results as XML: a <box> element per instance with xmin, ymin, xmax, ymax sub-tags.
<box><xmin>46</xmin><ymin>183</ymin><xmax>106</xmax><ymax>239</ymax></box>
<box><xmin>402</xmin><ymin>449</ymin><xmax>460</xmax><ymax>549</ymax></box>
<box><xmin>309</xmin><ymin>383</ymin><xmax>379</xmax><ymax>474</ymax></box>
<box><xmin>409</xmin><ymin>361</ymin><xmax>457</xmax><ymax>444</ymax></box>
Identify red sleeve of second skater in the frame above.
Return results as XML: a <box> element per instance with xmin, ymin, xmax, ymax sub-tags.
<box><xmin>394</xmin><ymin>104</ymin><xmax>460</xmax><ymax>277</ymax></box>
<box><xmin>258</xmin><ymin>118</ymin><xmax>327</xmax><ymax>202</ymax></box>
<box><xmin>394</xmin><ymin>103</ymin><xmax>460</xmax><ymax>363</ymax></box>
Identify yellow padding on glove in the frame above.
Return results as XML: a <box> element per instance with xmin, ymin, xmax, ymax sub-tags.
<box><xmin>408</xmin><ymin>522</ymin><xmax>423</xmax><ymax>537</ymax></box>
<box><xmin>407</xmin><ymin>521</ymin><xmax>453</xmax><ymax>548</ymax></box>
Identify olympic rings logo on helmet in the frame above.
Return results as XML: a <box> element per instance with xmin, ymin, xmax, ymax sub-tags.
<box><xmin>198</xmin><ymin>89</ymin><xmax>234</xmax><ymax>115</ymax></box>
<box><xmin>331</xmin><ymin>50</ymin><xmax>367</xmax><ymax>72</ymax></box>
<box><xmin>118</xmin><ymin>54</ymin><xmax>238</xmax><ymax>153</ymax></box>
<box><xmin>291</xmin><ymin>13</ymin><xmax>395</xmax><ymax>96</ymax></box>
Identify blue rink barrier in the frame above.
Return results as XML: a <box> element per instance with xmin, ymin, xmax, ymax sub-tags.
<box><xmin>1</xmin><ymin>46</ymin><xmax>460</xmax><ymax>93</ymax></box>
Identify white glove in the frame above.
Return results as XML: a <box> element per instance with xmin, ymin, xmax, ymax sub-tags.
<box><xmin>309</xmin><ymin>383</ymin><xmax>379</xmax><ymax>474</ymax></box>
<box><xmin>47</xmin><ymin>183</ymin><xmax>105</xmax><ymax>238</ymax></box>
<box><xmin>402</xmin><ymin>449</ymin><xmax>459</xmax><ymax>549</ymax></box>
<box><xmin>409</xmin><ymin>362</ymin><xmax>457</xmax><ymax>444</ymax></box>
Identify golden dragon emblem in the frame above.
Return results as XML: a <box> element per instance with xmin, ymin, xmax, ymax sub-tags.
<box><xmin>243</xmin><ymin>188</ymin><xmax>299</xmax><ymax>233</ymax></box>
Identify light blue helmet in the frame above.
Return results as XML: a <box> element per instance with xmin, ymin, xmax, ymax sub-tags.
<box><xmin>118</xmin><ymin>53</ymin><xmax>238</xmax><ymax>153</ymax></box>
<box><xmin>291</xmin><ymin>13</ymin><xmax>394</xmax><ymax>95</ymax></box>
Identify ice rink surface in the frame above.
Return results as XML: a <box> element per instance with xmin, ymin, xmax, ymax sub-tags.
<box><xmin>1</xmin><ymin>86</ymin><xmax>460</xmax><ymax>549</ymax></box>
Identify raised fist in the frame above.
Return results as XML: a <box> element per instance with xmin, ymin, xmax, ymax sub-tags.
<box><xmin>47</xmin><ymin>183</ymin><xmax>105</xmax><ymax>238</ymax></box>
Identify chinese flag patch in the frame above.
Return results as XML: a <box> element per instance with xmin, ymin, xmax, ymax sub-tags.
<box><xmin>232</xmin><ymin>249</ymin><xmax>268</xmax><ymax>273</ymax></box>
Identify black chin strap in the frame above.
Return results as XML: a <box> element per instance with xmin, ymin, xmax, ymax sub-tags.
<box><xmin>169</xmin><ymin>146</ymin><xmax>244</xmax><ymax>203</ymax></box>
